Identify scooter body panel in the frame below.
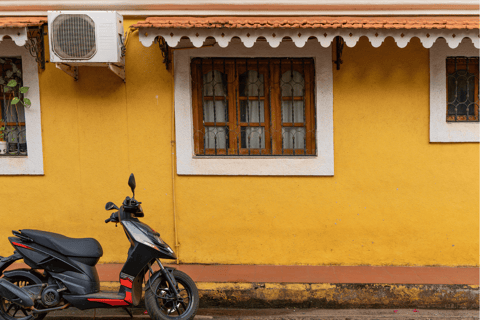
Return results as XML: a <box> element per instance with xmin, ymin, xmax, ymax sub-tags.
<box><xmin>8</xmin><ymin>237</ymin><xmax>100</xmax><ymax>295</ymax></box>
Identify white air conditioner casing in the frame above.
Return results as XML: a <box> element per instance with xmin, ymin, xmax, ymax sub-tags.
<box><xmin>48</xmin><ymin>11</ymin><xmax>124</xmax><ymax>64</ymax></box>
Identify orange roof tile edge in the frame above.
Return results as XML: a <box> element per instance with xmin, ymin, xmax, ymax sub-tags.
<box><xmin>0</xmin><ymin>17</ymin><xmax>47</xmax><ymax>28</ymax></box>
<box><xmin>132</xmin><ymin>16</ymin><xmax>480</xmax><ymax>30</ymax></box>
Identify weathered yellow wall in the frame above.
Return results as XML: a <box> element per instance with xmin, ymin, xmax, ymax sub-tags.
<box><xmin>0</xmin><ymin>19</ymin><xmax>478</xmax><ymax>267</ymax></box>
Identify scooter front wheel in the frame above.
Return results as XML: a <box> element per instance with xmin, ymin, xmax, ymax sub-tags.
<box><xmin>145</xmin><ymin>270</ymin><xmax>199</xmax><ymax>320</ymax></box>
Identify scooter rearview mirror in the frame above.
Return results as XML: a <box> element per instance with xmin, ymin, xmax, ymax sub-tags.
<box><xmin>128</xmin><ymin>173</ymin><xmax>136</xmax><ymax>196</ymax></box>
<box><xmin>105</xmin><ymin>202</ymin><xmax>119</xmax><ymax>211</ymax></box>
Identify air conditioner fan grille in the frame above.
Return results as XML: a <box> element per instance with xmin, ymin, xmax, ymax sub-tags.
<box><xmin>52</xmin><ymin>14</ymin><xmax>96</xmax><ymax>60</ymax></box>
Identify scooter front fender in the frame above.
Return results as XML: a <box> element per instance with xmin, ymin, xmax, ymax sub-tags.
<box><xmin>144</xmin><ymin>267</ymin><xmax>177</xmax><ymax>292</ymax></box>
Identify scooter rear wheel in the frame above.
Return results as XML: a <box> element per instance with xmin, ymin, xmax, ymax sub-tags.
<box><xmin>145</xmin><ymin>270</ymin><xmax>199</xmax><ymax>320</ymax></box>
<box><xmin>0</xmin><ymin>276</ymin><xmax>46</xmax><ymax>320</ymax></box>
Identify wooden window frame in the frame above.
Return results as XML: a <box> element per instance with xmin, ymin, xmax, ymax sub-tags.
<box><xmin>191</xmin><ymin>58</ymin><xmax>316</xmax><ymax>156</ymax></box>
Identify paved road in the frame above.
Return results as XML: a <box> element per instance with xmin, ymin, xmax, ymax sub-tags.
<box><xmin>44</xmin><ymin>308</ymin><xmax>479</xmax><ymax>320</ymax></box>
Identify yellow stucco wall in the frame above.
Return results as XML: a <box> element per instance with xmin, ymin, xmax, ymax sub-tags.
<box><xmin>0</xmin><ymin>20</ymin><xmax>478</xmax><ymax>267</ymax></box>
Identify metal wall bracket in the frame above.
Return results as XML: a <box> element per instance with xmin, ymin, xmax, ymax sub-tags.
<box><xmin>55</xmin><ymin>63</ymin><xmax>78</xmax><ymax>81</ymax></box>
<box><xmin>25</xmin><ymin>25</ymin><xmax>46</xmax><ymax>70</ymax></box>
<box><xmin>108</xmin><ymin>63</ymin><xmax>126</xmax><ymax>82</ymax></box>
<box><xmin>334</xmin><ymin>36</ymin><xmax>345</xmax><ymax>70</ymax></box>
<box><xmin>156</xmin><ymin>36</ymin><xmax>170</xmax><ymax>71</ymax></box>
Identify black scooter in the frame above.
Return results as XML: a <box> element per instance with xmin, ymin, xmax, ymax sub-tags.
<box><xmin>0</xmin><ymin>174</ymin><xmax>199</xmax><ymax>320</ymax></box>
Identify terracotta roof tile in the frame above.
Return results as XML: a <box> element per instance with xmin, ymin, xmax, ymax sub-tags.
<box><xmin>132</xmin><ymin>16</ymin><xmax>479</xmax><ymax>30</ymax></box>
<box><xmin>0</xmin><ymin>17</ymin><xmax>47</xmax><ymax>28</ymax></box>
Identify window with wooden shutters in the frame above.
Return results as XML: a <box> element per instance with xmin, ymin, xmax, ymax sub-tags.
<box><xmin>191</xmin><ymin>58</ymin><xmax>315</xmax><ymax>156</ymax></box>
<box><xmin>446</xmin><ymin>57</ymin><xmax>479</xmax><ymax>122</ymax></box>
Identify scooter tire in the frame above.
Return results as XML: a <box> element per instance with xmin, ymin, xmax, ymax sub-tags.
<box><xmin>145</xmin><ymin>270</ymin><xmax>199</xmax><ymax>320</ymax></box>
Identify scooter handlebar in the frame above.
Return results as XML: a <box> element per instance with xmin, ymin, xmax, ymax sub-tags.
<box><xmin>105</xmin><ymin>211</ymin><xmax>119</xmax><ymax>223</ymax></box>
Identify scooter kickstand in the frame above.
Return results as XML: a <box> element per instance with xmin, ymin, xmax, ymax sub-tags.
<box><xmin>123</xmin><ymin>307</ymin><xmax>133</xmax><ymax>318</ymax></box>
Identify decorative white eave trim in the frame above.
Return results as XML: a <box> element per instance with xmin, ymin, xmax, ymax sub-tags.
<box><xmin>0</xmin><ymin>28</ymin><xmax>28</xmax><ymax>46</ymax></box>
<box><xmin>139</xmin><ymin>27</ymin><xmax>480</xmax><ymax>49</ymax></box>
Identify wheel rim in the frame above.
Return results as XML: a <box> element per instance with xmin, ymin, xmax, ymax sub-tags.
<box><xmin>154</xmin><ymin>278</ymin><xmax>193</xmax><ymax>317</ymax></box>
<box><xmin>0</xmin><ymin>278</ymin><xmax>36</xmax><ymax>320</ymax></box>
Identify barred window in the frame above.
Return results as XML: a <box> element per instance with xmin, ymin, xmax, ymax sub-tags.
<box><xmin>191</xmin><ymin>58</ymin><xmax>315</xmax><ymax>156</ymax></box>
<box><xmin>446</xmin><ymin>57</ymin><xmax>479</xmax><ymax>122</ymax></box>
<box><xmin>0</xmin><ymin>57</ymin><xmax>27</xmax><ymax>156</ymax></box>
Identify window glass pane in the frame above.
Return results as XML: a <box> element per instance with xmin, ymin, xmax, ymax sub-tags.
<box><xmin>203</xmin><ymin>70</ymin><xmax>227</xmax><ymax>96</ymax></box>
<box><xmin>281</xmin><ymin>70</ymin><xmax>304</xmax><ymax>97</ymax></box>
<box><xmin>240</xmin><ymin>100</ymin><xmax>264</xmax><ymax>123</ymax></box>
<box><xmin>241</xmin><ymin>127</ymin><xmax>265</xmax><ymax>149</ymax></box>
<box><xmin>204</xmin><ymin>100</ymin><xmax>227</xmax><ymax>123</ymax></box>
<box><xmin>282</xmin><ymin>101</ymin><xmax>304</xmax><ymax>124</ymax></box>
<box><xmin>239</xmin><ymin>70</ymin><xmax>264</xmax><ymax>97</ymax></box>
<box><xmin>204</xmin><ymin>127</ymin><xmax>227</xmax><ymax>149</ymax></box>
<box><xmin>282</xmin><ymin>127</ymin><xmax>306</xmax><ymax>149</ymax></box>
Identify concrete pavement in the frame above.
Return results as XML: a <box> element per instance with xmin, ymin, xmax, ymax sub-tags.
<box><xmin>44</xmin><ymin>307</ymin><xmax>479</xmax><ymax>319</ymax></box>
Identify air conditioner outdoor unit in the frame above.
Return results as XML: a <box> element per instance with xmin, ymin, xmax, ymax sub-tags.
<box><xmin>48</xmin><ymin>11</ymin><xmax>125</xmax><ymax>81</ymax></box>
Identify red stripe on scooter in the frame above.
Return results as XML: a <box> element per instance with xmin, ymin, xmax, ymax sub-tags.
<box><xmin>120</xmin><ymin>278</ymin><xmax>133</xmax><ymax>288</ymax></box>
<box><xmin>87</xmin><ymin>299</ymin><xmax>129</xmax><ymax>306</ymax></box>
<box><xmin>124</xmin><ymin>291</ymin><xmax>132</xmax><ymax>304</ymax></box>
<box><xmin>12</xmin><ymin>242</ymin><xmax>32</xmax><ymax>250</ymax></box>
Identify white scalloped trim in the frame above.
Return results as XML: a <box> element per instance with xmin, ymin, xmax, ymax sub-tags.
<box><xmin>0</xmin><ymin>28</ymin><xmax>28</xmax><ymax>46</ymax></box>
<box><xmin>139</xmin><ymin>27</ymin><xmax>480</xmax><ymax>49</ymax></box>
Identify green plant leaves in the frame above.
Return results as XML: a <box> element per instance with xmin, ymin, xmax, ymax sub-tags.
<box><xmin>7</xmin><ymin>79</ymin><xmax>17</xmax><ymax>87</ymax></box>
<box><xmin>19</xmin><ymin>86</ymin><xmax>29</xmax><ymax>93</ymax></box>
<box><xmin>11</xmin><ymin>97</ymin><xmax>20</xmax><ymax>105</ymax></box>
<box><xmin>23</xmin><ymin>98</ymin><xmax>31</xmax><ymax>106</ymax></box>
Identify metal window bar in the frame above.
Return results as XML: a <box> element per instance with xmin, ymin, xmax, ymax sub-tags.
<box><xmin>291</xmin><ymin>60</ymin><xmax>296</xmax><ymax>155</ymax></box>
<box><xmin>446</xmin><ymin>56</ymin><xmax>479</xmax><ymax>122</ymax></box>
<box><xmin>200</xmin><ymin>59</ymin><xmax>206</xmax><ymax>155</ymax></box>
<box><xmin>212</xmin><ymin>59</ymin><xmax>217</xmax><ymax>155</ymax></box>
<box><xmin>223</xmin><ymin>59</ymin><xmax>229</xmax><ymax>156</ymax></box>
<box><xmin>257</xmin><ymin>59</ymin><xmax>262</xmax><ymax>154</ymax></box>
<box><xmin>0</xmin><ymin>58</ymin><xmax>27</xmax><ymax>156</ymax></box>
<box><xmin>302</xmin><ymin>58</ymin><xmax>307</xmax><ymax>155</ymax></box>
<box><xmin>246</xmin><ymin>59</ymin><xmax>250</xmax><ymax>155</ymax></box>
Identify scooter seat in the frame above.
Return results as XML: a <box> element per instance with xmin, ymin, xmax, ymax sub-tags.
<box><xmin>20</xmin><ymin>229</ymin><xmax>103</xmax><ymax>258</ymax></box>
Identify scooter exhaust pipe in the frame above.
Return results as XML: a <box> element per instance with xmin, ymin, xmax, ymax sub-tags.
<box><xmin>0</xmin><ymin>278</ymin><xmax>34</xmax><ymax>308</ymax></box>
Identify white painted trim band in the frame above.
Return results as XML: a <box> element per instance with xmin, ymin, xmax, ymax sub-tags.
<box><xmin>174</xmin><ymin>39</ymin><xmax>334</xmax><ymax>176</ymax></box>
<box><xmin>0</xmin><ymin>39</ymin><xmax>44</xmax><ymax>175</ymax></box>
<box><xmin>0</xmin><ymin>10</ymin><xmax>478</xmax><ymax>16</ymax></box>
<box><xmin>140</xmin><ymin>28</ymin><xmax>480</xmax><ymax>50</ymax></box>
<box><xmin>429</xmin><ymin>39</ymin><xmax>479</xmax><ymax>142</ymax></box>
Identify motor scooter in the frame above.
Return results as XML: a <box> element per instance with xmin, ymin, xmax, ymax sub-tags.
<box><xmin>0</xmin><ymin>174</ymin><xmax>199</xmax><ymax>320</ymax></box>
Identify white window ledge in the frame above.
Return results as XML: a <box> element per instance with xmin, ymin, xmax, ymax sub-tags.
<box><xmin>0</xmin><ymin>39</ymin><xmax>44</xmax><ymax>175</ymax></box>
<box><xmin>430</xmin><ymin>38</ymin><xmax>479</xmax><ymax>143</ymax></box>
<box><xmin>174</xmin><ymin>39</ymin><xmax>333</xmax><ymax>176</ymax></box>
